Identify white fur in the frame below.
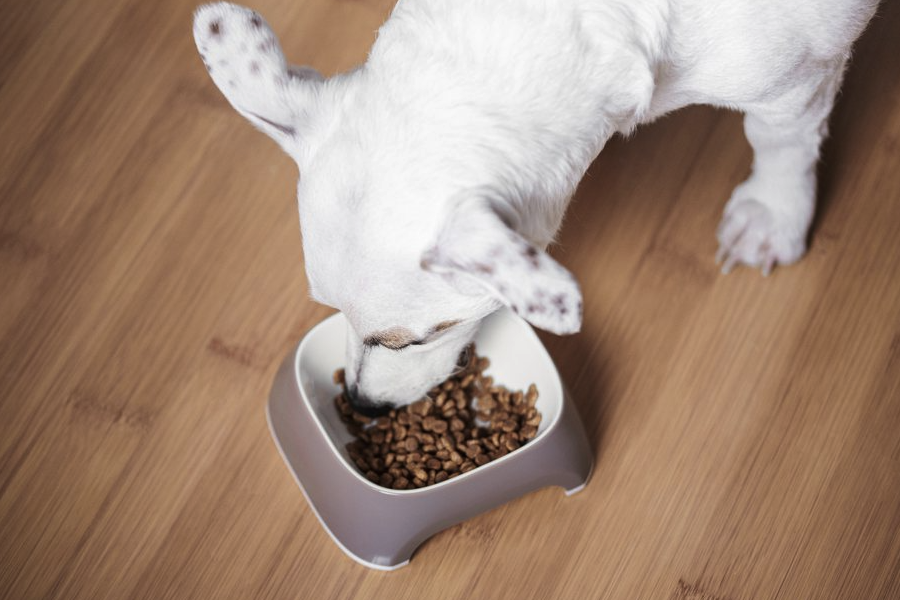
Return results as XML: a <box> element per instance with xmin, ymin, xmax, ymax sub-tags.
<box><xmin>193</xmin><ymin>0</ymin><xmax>878</xmax><ymax>407</ymax></box>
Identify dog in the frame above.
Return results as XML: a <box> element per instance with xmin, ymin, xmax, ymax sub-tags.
<box><xmin>193</xmin><ymin>0</ymin><xmax>878</xmax><ymax>413</ymax></box>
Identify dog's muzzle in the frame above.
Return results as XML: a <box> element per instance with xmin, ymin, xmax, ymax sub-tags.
<box><xmin>345</xmin><ymin>384</ymin><xmax>393</xmax><ymax>418</ymax></box>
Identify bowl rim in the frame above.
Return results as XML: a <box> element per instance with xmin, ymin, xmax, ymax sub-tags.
<box><xmin>294</xmin><ymin>309</ymin><xmax>566</xmax><ymax>495</ymax></box>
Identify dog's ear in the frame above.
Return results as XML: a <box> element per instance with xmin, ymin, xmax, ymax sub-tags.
<box><xmin>421</xmin><ymin>197</ymin><xmax>582</xmax><ymax>335</ymax></box>
<box><xmin>193</xmin><ymin>3</ymin><xmax>324</xmax><ymax>153</ymax></box>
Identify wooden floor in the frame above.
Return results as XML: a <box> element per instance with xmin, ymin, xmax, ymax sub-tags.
<box><xmin>2</xmin><ymin>1</ymin><xmax>899</xmax><ymax>598</ymax></box>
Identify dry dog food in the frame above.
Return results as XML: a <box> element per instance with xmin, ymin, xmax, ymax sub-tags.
<box><xmin>333</xmin><ymin>346</ymin><xmax>542</xmax><ymax>489</ymax></box>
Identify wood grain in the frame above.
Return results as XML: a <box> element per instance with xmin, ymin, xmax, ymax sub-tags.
<box><xmin>2</xmin><ymin>1</ymin><xmax>899</xmax><ymax>598</ymax></box>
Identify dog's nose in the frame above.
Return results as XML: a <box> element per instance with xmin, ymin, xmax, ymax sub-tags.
<box><xmin>346</xmin><ymin>384</ymin><xmax>393</xmax><ymax>418</ymax></box>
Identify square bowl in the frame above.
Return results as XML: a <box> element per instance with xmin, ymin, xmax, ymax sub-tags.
<box><xmin>266</xmin><ymin>308</ymin><xmax>593</xmax><ymax>570</ymax></box>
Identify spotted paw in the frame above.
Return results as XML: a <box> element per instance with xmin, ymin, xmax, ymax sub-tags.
<box><xmin>715</xmin><ymin>198</ymin><xmax>807</xmax><ymax>276</ymax></box>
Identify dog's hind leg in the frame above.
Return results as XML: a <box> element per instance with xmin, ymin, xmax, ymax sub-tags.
<box><xmin>715</xmin><ymin>58</ymin><xmax>848</xmax><ymax>276</ymax></box>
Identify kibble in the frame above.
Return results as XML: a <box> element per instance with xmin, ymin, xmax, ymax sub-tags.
<box><xmin>335</xmin><ymin>345</ymin><xmax>542</xmax><ymax>490</ymax></box>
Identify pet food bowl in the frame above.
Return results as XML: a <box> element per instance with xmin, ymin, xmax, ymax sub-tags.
<box><xmin>266</xmin><ymin>308</ymin><xmax>593</xmax><ymax>570</ymax></box>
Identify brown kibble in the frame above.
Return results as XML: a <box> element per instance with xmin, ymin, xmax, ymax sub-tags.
<box><xmin>352</xmin><ymin>412</ymin><xmax>372</xmax><ymax>425</ymax></box>
<box><xmin>520</xmin><ymin>425</ymin><xmax>538</xmax><ymax>439</ymax></box>
<box><xmin>526</xmin><ymin>383</ymin><xmax>538</xmax><ymax>405</ymax></box>
<box><xmin>476</xmin><ymin>395</ymin><xmax>496</xmax><ymax>411</ymax></box>
<box><xmin>333</xmin><ymin>350</ymin><xmax>540</xmax><ymax>488</ymax></box>
<box><xmin>410</xmin><ymin>399</ymin><xmax>432</xmax><ymax>416</ymax></box>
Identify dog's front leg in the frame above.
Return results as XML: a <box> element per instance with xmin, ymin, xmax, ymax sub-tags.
<box><xmin>715</xmin><ymin>59</ymin><xmax>848</xmax><ymax>275</ymax></box>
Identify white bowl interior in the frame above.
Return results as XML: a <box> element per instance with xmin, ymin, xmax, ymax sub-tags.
<box><xmin>296</xmin><ymin>309</ymin><xmax>564</xmax><ymax>480</ymax></box>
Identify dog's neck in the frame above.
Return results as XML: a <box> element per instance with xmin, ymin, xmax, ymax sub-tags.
<box><xmin>358</xmin><ymin>0</ymin><xmax>668</xmax><ymax>247</ymax></box>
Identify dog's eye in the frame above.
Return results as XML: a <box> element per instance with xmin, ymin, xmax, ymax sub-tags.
<box><xmin>363</xmin><ymin>327</ymin><xmax>420</xmax><ymax>350</ymax></box>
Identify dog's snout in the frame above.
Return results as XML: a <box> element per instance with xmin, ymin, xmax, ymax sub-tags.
<box><xmin>346</xmin><ymin>384</ymin><xmax>393</xmax><ymax>418</ymax></box>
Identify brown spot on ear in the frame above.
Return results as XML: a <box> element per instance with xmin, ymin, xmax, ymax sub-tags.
<box><xmin>259</xmin><ymin>37</ymin><xmax>276</xmax><ymax>52</ymax></box>
<box><xmin>249</xmin><ymin>61</ymin><xmax>260</xmax><ymax>75</ymax></box>
<box><xmin>209</xmin><ymin>19</ymin><xmax>221</xmax><ymax>35</ymax></box>
<box><xmin>249</xmin><ymin>14</ymin><xmax>263</xmax><ymax>28</ymax></box>
<box><xmin>552</xmin><ymin>294</ymin><xmax>567</xmax><ymax>310</ymax></box>
<box><xmin>523</xmin><ymin>245</ymin><xmax>540</xmax><ymax>268</ymax></box>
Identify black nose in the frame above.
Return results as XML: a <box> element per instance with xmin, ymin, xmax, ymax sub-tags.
<box><xmin>346</xmin><ymin>385</ymin><xmax>393</xmax><ymax>418</ymax></box>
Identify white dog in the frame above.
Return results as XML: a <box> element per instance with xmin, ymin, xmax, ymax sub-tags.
<box><xmin>193</xmin><ymin>0</ymin><xmax>877</xmax><ymax>412</ymax></box>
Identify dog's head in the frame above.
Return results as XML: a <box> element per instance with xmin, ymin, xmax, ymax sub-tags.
<box><xmin>194</xmin><ymin>3</ymin><xmax>581</xmax><ymax>411</ymax></box>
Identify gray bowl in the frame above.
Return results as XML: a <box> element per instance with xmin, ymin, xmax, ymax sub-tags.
<box><xmin>266</xmin><ymin>308</ymin><xmax>593</xmax><ymax>570</ymax></box>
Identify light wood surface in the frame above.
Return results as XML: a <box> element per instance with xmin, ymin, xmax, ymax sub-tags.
<box><xmin>2</xmin><ymin>1</ymin><xmax>899</xmax><ymax>598</ymax></box>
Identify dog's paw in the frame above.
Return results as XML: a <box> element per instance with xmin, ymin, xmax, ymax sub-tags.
<box><xmin>715</xmin><ymin>197</ymin><xmax>807</xmax><ymax>276</ymax></box>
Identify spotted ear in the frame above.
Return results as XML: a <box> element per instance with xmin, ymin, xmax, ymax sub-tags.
<box><xmin>421</xmin><ymin>198</ymin><xmax>582</xmax><ymax>335</ymax></box>
<box><xmin>193</xmin><ymin>3</ymin><xmax>324</xmax><ymax>152</ymax></box>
